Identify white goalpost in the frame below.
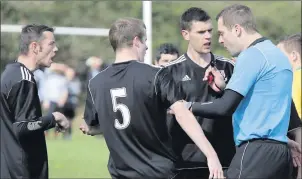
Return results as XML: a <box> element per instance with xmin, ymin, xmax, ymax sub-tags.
<box><xmin>1</xmin><ymin>1</ymin><xmax>153</xmax><ymax>64</ymax></box>
<box><xmin>1</xmin><ymin>24</ymin><xmax>110</xmax><ymax>36</ymax></box>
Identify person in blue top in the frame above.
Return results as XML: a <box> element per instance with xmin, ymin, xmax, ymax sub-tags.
<box><xmin>170</xmin><ymin>4</ymin><xmax>302</xmax><ymax>179</ymax></box>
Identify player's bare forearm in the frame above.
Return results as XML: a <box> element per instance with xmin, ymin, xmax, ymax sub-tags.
<box><xmin>290</xmin><ymin>127</ymin><xmax>302</xmax><ymax>177</ymax></box>
<box><xmin>171</xmin><ymin>101</ymin><xmax>217</xmax><ymax>158</ymax></box>
<box><xmin>292</xmin><ymin>128</ymin><xmax>301</xmax><ymax>146</ymax></box>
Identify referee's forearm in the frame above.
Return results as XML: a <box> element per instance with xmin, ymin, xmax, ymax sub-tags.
<box><xmin>191</xmin><ymin>101</ymin><xmax>231</xmax><ymax>119</ymax></box>
<box><xmin>191</xmin><ymin>89</ymin><xmax>242</xmax><ymax>119</ymax></box>
<box><xmin>13</xmin><ymin>114</ymin><xmax>56</xmax><ymax>137</ymax></box>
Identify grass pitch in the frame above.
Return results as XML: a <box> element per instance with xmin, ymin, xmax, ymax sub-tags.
<box><xmin>46</xmin><ymin>114</ymin><xmax>111</xmax><ymax>178</ymax></box>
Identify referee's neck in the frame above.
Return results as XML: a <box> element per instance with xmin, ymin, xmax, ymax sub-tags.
<box><xmin>17</xmin><ymin>55</ymin><xmax>37</xmax><ymax>71</ymax></box>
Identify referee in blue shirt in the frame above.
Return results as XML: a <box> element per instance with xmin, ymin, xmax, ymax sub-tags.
<box><xmin>171</xmin><ymin>4</ymin><xmax>302</xmax><ymax>179</ymax></box>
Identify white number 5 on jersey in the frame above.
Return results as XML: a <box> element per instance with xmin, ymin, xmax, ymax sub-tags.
<box><xmin>110</xmin><ymin>87</ymin><xmax>131</xmax><ymax>130</ymax></box>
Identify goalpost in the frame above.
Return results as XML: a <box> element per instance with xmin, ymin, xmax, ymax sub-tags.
<box><xmin>1</xmin><ymin>1</ymin><xmax>153</xmax><ymax>64</ymax></box>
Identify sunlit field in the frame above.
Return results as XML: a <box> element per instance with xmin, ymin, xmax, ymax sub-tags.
<box><xmin>46</xmin><ymin>109</ymin><xmax>111</xmax><ymax>178</ymax></box>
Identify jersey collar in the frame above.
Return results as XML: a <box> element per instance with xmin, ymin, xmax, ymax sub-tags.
<box><xmin>248</xmin><ymin>37</ymin><xmax>268</xmax><ymax>48</ymax></box>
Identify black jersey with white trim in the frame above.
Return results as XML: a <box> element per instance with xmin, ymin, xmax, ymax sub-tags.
<box><xmin>1</xmin><ymin>62</ymin><xmax>51</xmax><ymax>179</ymax></box>
<box><xmin>165</xmin><ymin>53</ymin><xmax>235</xmax><ymax>168</ymax></box>
<box><xmin>83</xmin><ymin>60</ymin><xmax>184</xmax><ymax>179</ymax></box>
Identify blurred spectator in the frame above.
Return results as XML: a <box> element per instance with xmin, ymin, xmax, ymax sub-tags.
<box><xmin>154</xmin><ymin>43</ymin><xmax>180</xmax><ymax>66</ymax></box>
<box><xmin>86</xmin><ymin>56</ymin><xmax>108</xmax><ymax>79</ymax></box>
<box><xmin>33</xmin><ymin>67</ymin><xmax>47</xmax><ymax>102</ymax></box>
<box><xmin>81</xmin><ymin>56</ymin><xmax>108</xmax><ymax>90</ymax></box>
<box><xmin>277</xmin><ymin>33</ymin><xmax>301</xmax><ymax>118</ymax></box>
<box><xmin>62</xmin><ymin>67</ymin><xmax>82</xmax><ymax>140</ymax></box>
<box><xmin>34</xmin><ymin>63</ymin><xmax>68</xmax><ymax>104</ymax></box>
<box><xmin>41</xmin><ymin>65</ymin><xmax>69</xmax><ymax>138</ymax></box>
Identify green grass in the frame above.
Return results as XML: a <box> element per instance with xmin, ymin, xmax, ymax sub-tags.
<box><xmin>46</xmin><ymin>115</ymin><xmax>111</xmax><ymax>178</ymax></box>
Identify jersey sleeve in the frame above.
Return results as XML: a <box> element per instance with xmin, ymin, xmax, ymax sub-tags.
<box><xmin>83</xmin><ymin>83</ymin><xmax>99</xmax><ymax>126</ymax></box>
<box><xmin>224</xmin><ymin>61</ymin><xmax>234</xmax><ymax>84</ymax></box>
<box><xmin>154</xmin><ymin>68</ymin><xmax>184</xmax><ymax>109</ymax></box>
<box><xmin>9</xmin><ymin>80</ymin><xmax>56</xmax><ymax>136</ymax></box>
<box><xmin>225</xmin><ymin>47</ymin><xmax>265</xmax><ymax>96</ymax></box>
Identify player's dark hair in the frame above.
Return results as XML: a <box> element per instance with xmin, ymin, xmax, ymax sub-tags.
<box><xmin>19</xmin><ymin>24</ymin><xmax>54</xmax><ymax>55</ymax></box>
<box><xmin>155</xmin><ymin>43</ymin><xmax>179</xmax><ymax>62</ymax></box>
<box><xmin>180</xmin><ymin>7</ymin><xmax>211</xmax><ymax>31</ymax></box>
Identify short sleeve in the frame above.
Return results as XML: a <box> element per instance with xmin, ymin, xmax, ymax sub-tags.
<box><xmin>83</xmin><ymin>83</ymin><xmax>99</xmax><ymax>126</ymax></box>
<box><xmin>154</xmin><ymin>68</ymin><xmax>184</xmax><ymax>109</ymax></box>
<box><xmin>226</xmin><ymin>47</ymin><xmax>265</xmax><ymax>96</ymax></box>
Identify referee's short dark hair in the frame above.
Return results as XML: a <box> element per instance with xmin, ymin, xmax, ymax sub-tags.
<box><xmin>216</xmin><ymin>4</ymin><xmax>258</xmax><ymax>33</ymax></box>
<box><xmin>155</xmin><ymin>43</ymin><xmax>179</xmax><ymax>62</ymax></box>
<box><xmin>278</xmin><ymin>33</ymin><xmax>301</xmax><ymax>55</ymax></box>
<box><xmin>19</xmin><ymin>24</ymin><xmax>54</xmax><ymax>55</ymax></box>
<box><xmin>180</xmin><ymin>7</ymin><xmax>211</xmax><ymax>31</ymax></box>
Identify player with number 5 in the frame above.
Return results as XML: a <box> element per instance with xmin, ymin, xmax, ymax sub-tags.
<box><xmin>80</xmin><ymin>18</ymin><xmax>224</xmax><ymax>179</ymax></box>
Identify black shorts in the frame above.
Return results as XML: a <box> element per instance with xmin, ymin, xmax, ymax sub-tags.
<box><xmin>226</xmin><ymin>139</ymin><xmax>293</xmax><ymax>179</ymax></box>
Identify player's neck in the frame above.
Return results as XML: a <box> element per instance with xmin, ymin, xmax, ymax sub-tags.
<box><xmin>186</xmin><ymin>46</ymin><xmax>211</xmax><ymax>68</ymax></box>
<box><xmin>17</xmin><ymin>55</ymin><xmax>37</xmax><ymax>71</ymax></box>
<box><xmin>115</xmin><ymin>49</ymin><xmax>138</xmax><ymax>63</ymax></box>
<box><xmin>293</xmin><ymin>62</ymin><xmax>301</xmax><ymax>71</ymax></box>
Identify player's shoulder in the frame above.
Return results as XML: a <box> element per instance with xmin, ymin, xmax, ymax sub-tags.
<box><xmin>88</xmin><ymin>65</ymin><xmax>111</xmax><ymax>87</ymax></box>
<box><xmin>213</xmin><ymin>53</ymin><xmax>235</xmax><ymax>66</ymax></box>
<box><xmin>1</xmin><ymin>62</ymin><xmax>35</xmax><ymax>95</ymax></box>
<box><xmin>134</xmin><ymin>61</ymin><xmax>166</xmax><ymax>78</ymax></box>
<box><xmin>1</xmin><ymin>62</ymin><xmax>34</xmax><ymax>85</ymax></box>
<box><xmin>162</xmin><ymin>54</ymin><xmax>187</xmax><ymax>70</ymax></box>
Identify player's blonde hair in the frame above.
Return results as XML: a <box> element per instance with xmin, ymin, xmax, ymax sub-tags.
<box><xmin>109</xmin><ymin>17</ymin><xmax>146</xmax><ymax>52</ymax></box>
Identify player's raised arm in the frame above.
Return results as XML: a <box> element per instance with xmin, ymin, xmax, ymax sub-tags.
<box><xmin>155</xmin><ymin>68</ymin><xmax>224</xmax><ymax>179</ymax></box>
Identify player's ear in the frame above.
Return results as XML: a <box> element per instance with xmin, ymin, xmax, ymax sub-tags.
<box><xmin>233</xmin><ymin>24</ymin><xmax>242</xmax><ymax>37</ymax></box>
<box><xmin>133</xmin><ymin>36</ymin><xmax>141</xmax><ymax>48</ymax></box>
<box><xmin>29</xmin><ymin>42</ymin><xmax>39</xmax><ymax>54</ymax></box>
<box><xmin>291</xmin><ymin>51</ymin><xmax>299</xmax><ymax>62</ymax></box>
<box><xmin>181</xmin><ymin>30</ymin><xmax>190</xmax><ymax>41</ymax></box>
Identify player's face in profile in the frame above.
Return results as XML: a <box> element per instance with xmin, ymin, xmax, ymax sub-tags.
<box><xmin>182</xmin><ymin>20</ymin><xmax>213</xmax><ymax>54</ymax></box>
<box><xmin>277</xmin><ymin>43</ymin><xmax>293</xmax><ymax>64</ymax></box>
<box><xmin>217</xmin><ymin>18</ymin><xmax>240</xmax><ymax>57</ymax></box>
<box><xmin>36</xmin><ymin>31</ymin><xmax>58</xmax><ymax>68</ymax></box>
<box><xmin>137</xmin><ymin>36</ymin><xmax>148</xmax><ymax>62</ymax></box>
<box><xmin>157</xmin><ymin>53</ymin><xmax>178</xmax><ymax>66</ymax></box>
